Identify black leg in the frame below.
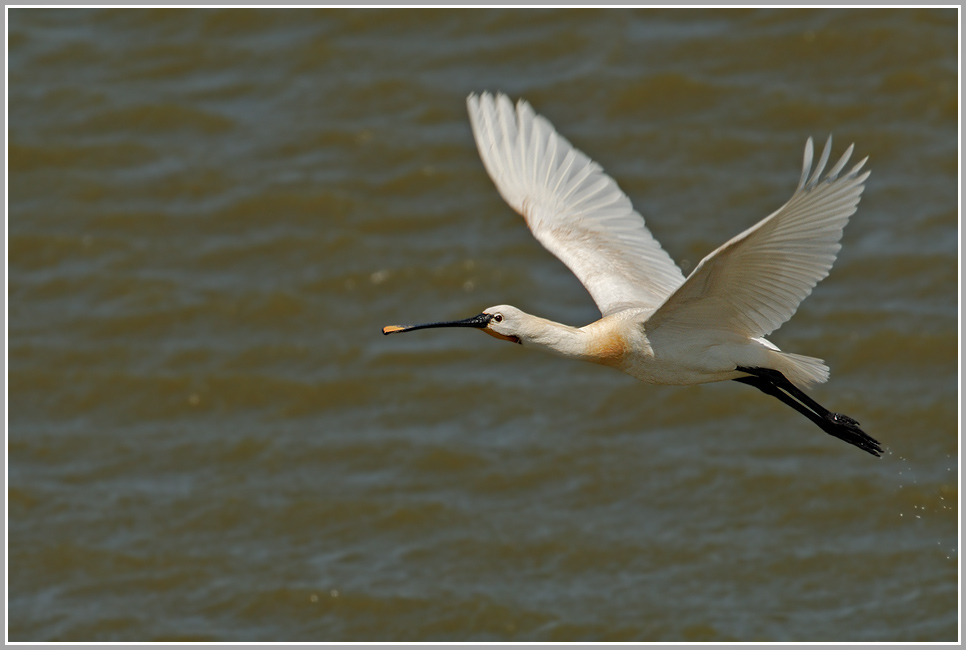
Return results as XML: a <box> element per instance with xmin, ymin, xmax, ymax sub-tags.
<box><xmin>732</xmin><ymin>375</ymin><xmax>831</xmax><ymax>431</ymax></box>
<box><xmin>734</xmin><ymin>366</ymin><xmax>883</xmax><ymax>457</ymax></box>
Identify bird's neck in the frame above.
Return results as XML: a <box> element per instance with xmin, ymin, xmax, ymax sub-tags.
<box><xmin>519</xmin><ymin>316</ymin><xmax>584</xmax><ymax>357</ymax></box>
<box><xmin>520</xmin><ymin>313</ymin><xmax>629</xmax><ymax>368</ymax></box>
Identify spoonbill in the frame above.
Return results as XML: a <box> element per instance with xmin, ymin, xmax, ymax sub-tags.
<box><xmin>383</xmin><ymin>92</ymin><xmax>882</xmax><ymax>457</ymax></box>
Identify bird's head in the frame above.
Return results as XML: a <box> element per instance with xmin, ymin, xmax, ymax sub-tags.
<box><xmin>382</xmin><ymin>304</ymin><xmax>524</xmax><ymax>345</ymax></box>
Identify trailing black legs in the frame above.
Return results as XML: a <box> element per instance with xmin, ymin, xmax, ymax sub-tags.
<box><xmin>733</xmin><ymin>366</ymin><xmax>882</xmax><ymax>457</ymax></box>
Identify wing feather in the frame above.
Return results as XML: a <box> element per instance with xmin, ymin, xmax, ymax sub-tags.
<box><xmin>467</xmin><ymin>92</ymin><xmax>685</xmax><ymax>316</ymax></box>
<box><xmin>647</xmin><ymin>136</ymin><xmax>869</xmax><ymax>340</ymax></box>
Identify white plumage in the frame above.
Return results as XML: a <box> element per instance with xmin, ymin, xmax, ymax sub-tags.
<box><xmin>467</xmin><ymin>92</ymin><xmax>685</xmax><ymax>316</ymax></box>
<box><xmin>384</xmin><ymin>92</ymin><xmax>881</xmax><ymax>456</ymax></box>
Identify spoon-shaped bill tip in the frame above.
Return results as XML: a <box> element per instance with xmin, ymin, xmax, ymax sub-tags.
<box><xmin>382</xmin><ymin>325</ymin><xmax>409</xmax><ymax>335</ymax></box>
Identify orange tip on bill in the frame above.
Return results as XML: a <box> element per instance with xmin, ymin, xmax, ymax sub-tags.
<box><xmin>382</xmin><ymin>325</ymin><xmax>407</xmax><ymax>335</ymax></box>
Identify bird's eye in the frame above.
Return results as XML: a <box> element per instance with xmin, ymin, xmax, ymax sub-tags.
<box><xmin>492</xmin><ymin>314</ymin><xmax>503</xmax><ymax>323</ymax></box>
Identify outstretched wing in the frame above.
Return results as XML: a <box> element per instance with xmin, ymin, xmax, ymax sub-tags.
<box><xmin>467</xmin><ymin>92</ymin><xmax>685</xmax><ymax>316</ymax></box>
<box><xmin>646</xmin><ymin>136</ymin><xmax>869</xmax><ymax>340</ymax></box>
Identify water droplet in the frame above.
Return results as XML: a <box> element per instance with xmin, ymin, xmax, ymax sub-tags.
<box><xmin>370</xmin><ymin>270</ymin><xmax>390</xmax><ymax>284</ymax></box>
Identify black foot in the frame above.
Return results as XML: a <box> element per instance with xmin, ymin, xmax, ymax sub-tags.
<box><xmin>828</xmin><ymin>412</ymin><xmax>860</xmax><ymax>428</ymax></box>
<box><xmin>821</xmin><ymin>411</ymin><xmax>881</xmax><ymax>457</ymax></box>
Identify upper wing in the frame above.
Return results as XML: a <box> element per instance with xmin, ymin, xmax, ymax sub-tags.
<box><xmin>467</xmin><ymin>92</ymin><xmax>685</xmax><ymax>316</ymax></box>
<box><xmin>646</xmin><ymin>136</ymin><xmax>869</xmax><ymax>340</ymax></box>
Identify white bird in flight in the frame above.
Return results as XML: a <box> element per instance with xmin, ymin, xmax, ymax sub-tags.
<box><xmin>383</xmin><ymin>92</ymin><xmax>881</xmax><ymax>457</ymax></box>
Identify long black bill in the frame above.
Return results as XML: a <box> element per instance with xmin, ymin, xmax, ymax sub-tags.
<box><xmin>382</xmin><ymin>313</ymin><xmax>492</xmax><ymax>335</ymax></box>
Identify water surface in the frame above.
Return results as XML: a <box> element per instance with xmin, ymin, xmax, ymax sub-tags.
<box><xmin>8</xmin><ymin>7</ymin><xmax>959</xmax><ymax>642</ymax></box>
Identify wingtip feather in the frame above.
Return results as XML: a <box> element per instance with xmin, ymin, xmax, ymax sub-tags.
<box><xmin>798</xmin><ymin>137</ymin><xmax>814</xmax><ymax>191</ymax></box>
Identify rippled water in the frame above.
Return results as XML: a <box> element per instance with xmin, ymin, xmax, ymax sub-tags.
<box><xmin>8</xmin><ymin>8</ymin><xmax>959</xmax><ymax>642</ymax></box>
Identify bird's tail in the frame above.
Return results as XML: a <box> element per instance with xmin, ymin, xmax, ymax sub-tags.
<box><xmin>776</xmin><ymin>352</ymin><xmax>830</xmax><ymax>390</ymax></box>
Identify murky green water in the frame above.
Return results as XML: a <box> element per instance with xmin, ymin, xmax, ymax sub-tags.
<box><xmin>8</xmin><ymin>7</ymin><xmax>958</xmax><ymax>641</ymax></box>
